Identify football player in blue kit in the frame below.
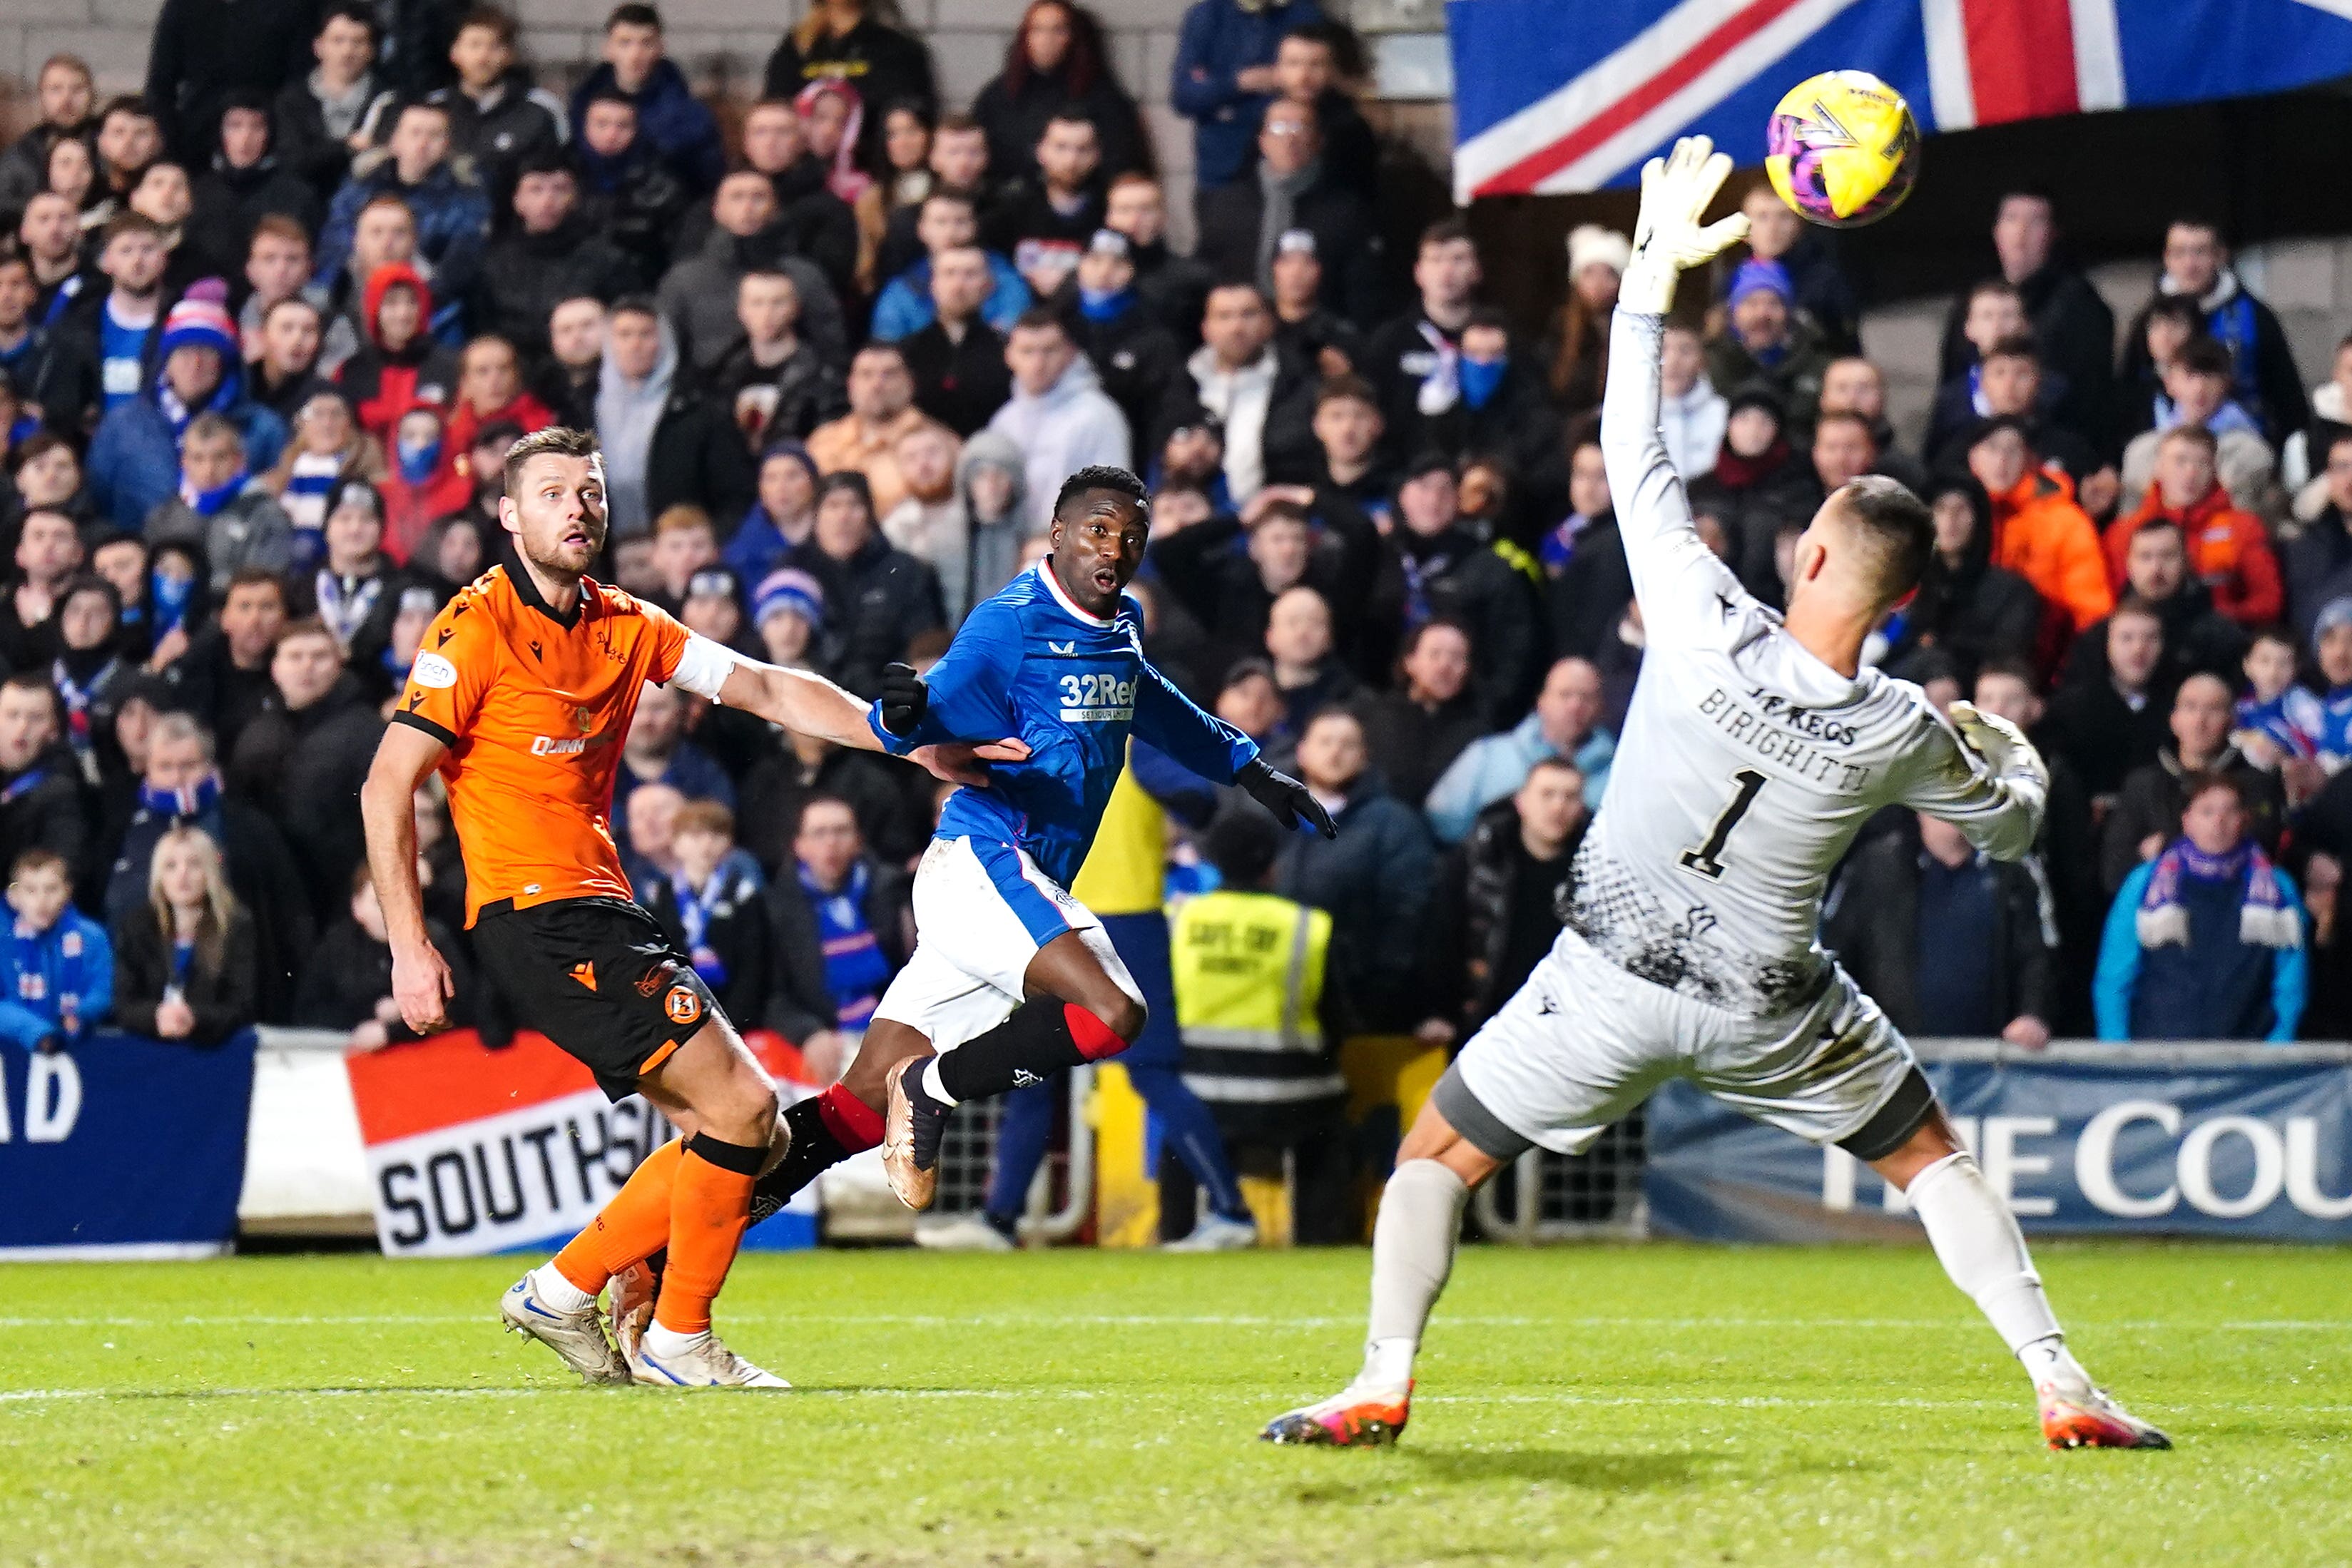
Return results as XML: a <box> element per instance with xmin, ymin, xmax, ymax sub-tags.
<box><xmin>862</xmin><ymin>464</ymin><xmax>1335</xmax><ymax>1207</ymax></box>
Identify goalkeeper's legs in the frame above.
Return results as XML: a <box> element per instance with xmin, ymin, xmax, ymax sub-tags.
<box><xmin>1873</xmin><ymin>1111</ymin><xmax>2170</xmax><ymax>1451</ymax></box>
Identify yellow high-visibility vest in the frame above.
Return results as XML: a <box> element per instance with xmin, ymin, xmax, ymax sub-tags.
<box><xmin>1169</xmin><ymin>889</ymin><xmax>1343</xmax><ymax>1104</ymax></box>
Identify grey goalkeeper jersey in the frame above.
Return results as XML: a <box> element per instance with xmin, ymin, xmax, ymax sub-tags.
<box><xmin>1575</xmin><ymin>310</ymin><xmax>2044</xmax><ymax>1020</ymax></box>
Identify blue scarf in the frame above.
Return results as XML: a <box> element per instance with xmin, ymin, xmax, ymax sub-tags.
<box><xmin>53</xmin><ymin>655</ymin><xmax>118</xmax><ymax>766</ymax></box>
<box><xmin>1460</xmin><ymin>355</ymin><xmax>1507</xmax><ymax>411</ymax></box>
<box><xmin>139</xmin><ymin>770</ymin><xmax>222</xmax><ymax>821</ymax></box>
<box><xmin>15</xmin><ymin>915</ymin><xmax>90</xmax><ymax>1040</ymax></box>
<box><xmin>2137</xmin><ymin>836</ymin><xmax>2300</xmax><ymax>951</ymax></box>
<box><xmin>671</xmin><ymin>867</ymin><xmax>730</xmax><ymax>989</ymax></box>
<box><xmin>315</xmin><ymin>569</ymin><xmax>382</xmax><ymax>650</ymax></box>
<box><xmin>168</xmin><ymin>935</ymin><xmax>196</xmax><ymax>997</ymax></box>
<box><xmin>2204</xmin><ymin>289</ymin><xmax>2263</xmax><ymax>415</ymax></box>
<box><xmin>800</xmin><ymin>860</ymin><xmax>888</xmax><ymax>1029</ymax></box>
<box><xmin>151</xmin><ymin>567</ymin><xmax>196</xmax><ymax>638</ymax></box>
<box><xmin>1079</xmin><ymin>285</ymin><xmax>1135</xmax><ymax>323</ymax></box>
<box><xmin>396</xmin><ymin>435</ymin><xmax>441</xmax><ymax>484</ymax></box>
<box><xmin>178</xmin><ymin>465</ymin><xmax>248</xmax><ymax>517</ymax></box>
<box><xmin>1</xmin><ymin>765</ymin><xmax>50</xmax><ymax>806</ymax></box>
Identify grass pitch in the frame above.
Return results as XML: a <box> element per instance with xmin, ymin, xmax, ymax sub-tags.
<box><xmin>0</xmin><ymin>1242</ymin><xmax>2345</xmax><ymax>1566</ymax></box>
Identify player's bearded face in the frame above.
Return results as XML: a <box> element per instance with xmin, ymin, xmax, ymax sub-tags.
<box><xmin>509</xmin><ymin>454</ymin><xmax>609</xmax><ymax>576</ymax></box>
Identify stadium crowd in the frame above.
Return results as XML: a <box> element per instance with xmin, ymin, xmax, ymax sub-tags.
<box><xmin>0</xmin><ymin>0</ymin><xmax>2345</xmax><ymax>1109</ymax></box>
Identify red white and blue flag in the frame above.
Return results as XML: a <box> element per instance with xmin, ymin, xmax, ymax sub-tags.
<box><xmin>1449</xmin><ymin>0</ymin><xmax>2352</xmax><ymax>200</ymax></box>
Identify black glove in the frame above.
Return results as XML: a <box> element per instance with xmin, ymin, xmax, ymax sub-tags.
<box><xmin>879</xmin><ymin>661</ymin><xmax>927</xmax><ymax>737</ymax></box>
<box><xmin>1237</xmin><ymin>758</ymin><xmax>1336</xmax><ymax>839</ymax></box>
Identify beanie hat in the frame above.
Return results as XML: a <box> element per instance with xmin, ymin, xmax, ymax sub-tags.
<box><xmin>1726</xmin><ymin>258</ymin><xmax>1794</xmax><ymax>310</ymax></box>
<box><xmin>1565</xmin><ymin>224</ymin><xmax>1631</xmax><ymax>278</ymax></box>
<box><xmin>159</xmin><ymin>291</ymin><xmax>238</xmax><ymax>365</ymax></box>
<box><xmin>753</xmin><ymin>567</ymin><xmax>826</xmax><ymax>628</ymax></box>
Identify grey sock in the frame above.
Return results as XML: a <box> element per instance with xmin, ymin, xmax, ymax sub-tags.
<box><xmin>1365</xmin><ymin>1159</ymin><xmax>1471</xmax><ymax>1349</ymax></box>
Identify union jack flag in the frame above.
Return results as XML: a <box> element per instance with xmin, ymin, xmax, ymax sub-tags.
<box><xmin>1448</xmin><ymin>0</ymin><xmax>2352</xmax><ymax>201</ymax></box>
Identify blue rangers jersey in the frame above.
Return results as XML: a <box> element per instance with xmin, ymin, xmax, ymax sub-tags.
<box><xmin>867</xmin><ymin>561</ymin><xmax>1258</xmax><ymax>889</ymax></box>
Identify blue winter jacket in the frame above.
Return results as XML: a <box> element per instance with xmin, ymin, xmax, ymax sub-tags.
<box><xmin>870</xmin><ymin>254</ymin><xmax>1033</xmax><ymax>343</ymax></box>
<box><xmin>568</xmin><ymin>59</ymin><xmax>726</xmax><ymax>196</ymax></box>
<box><xmin>313</xmin><ymin>160</ymin><xmax>493</xmax><ymax>297</ymax></box>
<box><xmin>86</xmin><ymin>379</ymin><xmax>289</xmax><ymax>532</ymax></box>
<box><xmin>2094</xmin><ymin>860</ymin><xmax>2308</xmax><ymax>1042</ymax></box>
<box><xmin>0</xmin><ymin>910</ymin><xmax>113</xmax><ymax>1050</ymax></box>
<box><xmin>1169</xmin><ymin>0</ymin><xmax>1325</xmax><ymax>188</ymax></box>
<box><xmin>1422</xmin><ymin>712</ymin><xmax>1615</xmax><ymax>842</ymax></box>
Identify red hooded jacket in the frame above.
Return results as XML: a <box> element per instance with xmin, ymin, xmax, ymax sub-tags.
<box><xmin>339</xmin><ymin>263</ymin><xmax>461</xmax><ymax>443</ymax></box>
<box><xmin>2104</xmin><ymin>482</ymin><xmax>2283</xmax><ymax>628</ymax></box>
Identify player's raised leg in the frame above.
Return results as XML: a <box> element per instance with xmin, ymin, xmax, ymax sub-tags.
<box><xmin>1262</xmin><ymin>1080</ymin><xmax>1508</xmax><ymax>1446</ymax></box>
<box><xmin>1868</xmin><ymin>1109</ymin><xmax>2170</xmax><ymax>1450</ymax></box>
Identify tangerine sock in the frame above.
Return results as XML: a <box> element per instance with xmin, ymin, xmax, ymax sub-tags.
<box><xmin>652</xmin><ymin>1132</ymin><xmax>763</xmax><ymax>1335</ymax></box>
<box><xmin>551</xmin><ymin>1137</ymin><xmax>683</xmax><ymax>1297</ymax></box>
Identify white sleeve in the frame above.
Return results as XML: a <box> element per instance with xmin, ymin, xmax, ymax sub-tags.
<box><xmin>1597</xmin><ymin>308</ymin><xmax>1756</xmax><ymax>650</ymax></box>
<box><xmin>668</xmin><ymin>632</ymin><xmax>742</xmax><ymax>700</ymax></box>
<box><xmin>1900</xmin><ymin>711</ymin><xmax>2047</xmax><ymax>862</ymax></box>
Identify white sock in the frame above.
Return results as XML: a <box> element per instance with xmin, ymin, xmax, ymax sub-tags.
<box><xmin>1906</xmin><ymin>1151</ymin><xmax>2071</xmax><ymax>1379</ymax></box>
<box><xmin>643</xmin><ymin>1323</ymin><xmax>710</xmax><ymax>1358</ymax></box>
<box><xmin>530</xmin><ymin>1263</ymin><xmax>596</xmax><ymax>1313</ymax></box>
<box><xmin>920</xmin><ymin>1057</ymin><xmax>957</xmax><ymax>1106</ymax></box>
<box><xmin>1359</xmin><ymin>1159</ymin><xmax>1470</xmax><ymax>1390</ymax></box>
<box><xmin>2019</xmin><ymin>1333</ymin><xmax>2091</xmax><ymax>1390</ymax></box>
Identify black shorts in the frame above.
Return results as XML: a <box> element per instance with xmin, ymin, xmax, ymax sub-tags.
<box><xmin>471</xmin><ymin>895</ymin><xmax>723</xmax><ymax>1101</ymax></box>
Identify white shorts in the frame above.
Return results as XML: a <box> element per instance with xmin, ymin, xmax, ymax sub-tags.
<box><xmin>870</xmin><ymin>835</ymin><xmax>1141</xmax><ymax>1053</ymax></box>
<box><xmin>1448</xmin><ymin>931</ymin><xmax>1926</xmax><ymax>1158</ymax></box>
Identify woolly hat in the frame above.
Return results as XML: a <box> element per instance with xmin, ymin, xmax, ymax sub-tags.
<box><xmin>1726</xmin><ymin>258</ymin><xmax>1793</xmax><ymax>309</ymax></box>
<box><xmin>1565</xmin><ymin>224</ymin><xmax>1631</xmax><ymax>278</ymax></box>
<box><xmin>159</xmin><ymin>287</ymin><xmax>238</xmax><ymax>365</ymax></box>
<box><xmin>753</xmin><ymin>567</ymin><xmax>826</xmax><ymax>628</ymax></box>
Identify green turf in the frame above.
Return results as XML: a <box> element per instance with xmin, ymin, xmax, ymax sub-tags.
<box><xmin>0</xmin><ymin>1242</ymin><xmax>2345</xmax><ymax>1566</ymax></box>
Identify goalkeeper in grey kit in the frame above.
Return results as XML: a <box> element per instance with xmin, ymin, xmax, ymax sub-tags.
<box><xmin>1263</xmin><ymin>138</ymin><xmax>2170</xmax><ymax>1454</ymax></box>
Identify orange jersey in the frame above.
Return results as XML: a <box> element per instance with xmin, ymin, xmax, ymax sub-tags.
<box><xmin>393</xmin><ymin>567</ymin><xmax>689</xmax><ymax>925</ymax></box>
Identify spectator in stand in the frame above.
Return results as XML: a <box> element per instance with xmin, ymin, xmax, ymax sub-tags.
<box><xmin>1387</xmin><ymin>451</ymin><xmax>1541</xmax><ymax>723</ymax></box>
<box><xmin>1650</xmin><ymin>320</ymin><xmax>1726</xmax><ymax>483</ymax></box>
<box><xmin>1950</xmin><ymin>335</ymin><xmax>2110</xmax><ymax>511</ymax></box>
<box><xmin>188</xmin><ymin>96</ymin><xmax>322</xmax><ymax>286</ymax></box>
<box><xmin>1271</xmin><ymin>703</ymin><xmax>1430</xmax><ymax>1031</ymax></box>
<box><xmin>1170</xmin><ymin>0</ymin><xmax>1323</xmax><ymax>198</ymax></box>
<box><xmin>1925</xmin><ymin>282</ymin><xmax>2032</xmax><ymax>456</ymax></box>
<box><xmin>0</xmin><ymin>510</ymin><xmax>82</xmax><ymax>670</ymax></box>
<box><xmin>786</xmin><ymin>471</ymin><xmax>945</xmax><ymax>696</ymax></box>
<box><xmin>1544</xmin><ymin>439</ymin><xmax>1634</xmax><ymax>660</ymax></box>
<box><xmin>1885</xmin><ymin>477</ymin><xmax>2040</xmax><ymax>684</ymax></box>
<box><xmin>569</xmin><ymin>4</ymin><xmax>724</xmax><ymax>196</ymax></box>
<box><xmin>340</xmin><ymin>263</ymin><xmax>459</xmax><ymax>444</ymax></box>
<box><xmin>880</xmin><ymin>423</ymin><xmax>972</xmax><ymax>619</ymax></box>
<box><xmin>1708</xmin><ymin>382</ymin><xmax>1814</xmax><ymax>603</ymax></box>
<box><xmin>0</xmin><ymin>673</ymin><xmax>93</xmax><ymax>885</ymax></box>
<box><xmin>417</xmin><ymin>8</ymin><xmax>567</xmax><ymax>206</ymax></box>
<box><xmin>2232</xmin><ymin>625</ymin><xmax>2325</xmax><ymax>780</ymax></box>
<box><xmin>2283</xmin><ymin>333</ymin><xmax>2352</xmax><ymax>523</ymax></box>
<box><xmin>1706</xmin><ymin>258</ymin><xmax>1833</xmax><ymax>439</ymax></box>
<box><xmin>874</xmin><ymin>110</ymin><xmax>994</xmax><ymax>282</ymax></box>
<box><xmin>2306</xmin><ymin>601</ymin><xmax>2352</xmax><ymax>773</ymax></box>
<box><xmin>144</xmin><ymin>414</ymin><xmax>295</xmax><ymax>589</ymax></box>
<box><xmin>128</xmin><ymin>160</ymin><xmax>210</xmax><ymax>298</ymax></box>
<box><xmin>705</xmin><ymin>269</ymin><xmax>841</xmax><ymax>455</ymax></box>
<box><xmin>958</xmin><ymin>431</ymin><xmax>1034</xmax><ymax>611</ymax></box>
<box><xmin>166</xmin><ymin>569</ymin><xmax>282</xmax><ymax>750</ymax></box>
<box><xmin>51</xmin><ymin>576</ymin><xmax>133</xmax><ymax>782</ymax></box>
<box><xmin>2287</xmin><ymin>429</ymin><xmax>2352</xmax><ymax>641</ymax></box>
<box><xmin>986</xmin><ymin>310</ymin><xmax>1130</xmax><ymax>534</ymax></box>
<box><xmin>872</xmin><ymin>190</ymin><xmax>1032</xmax><ymax>345</ymax></box>
<box><xmin>2119</xmin><ymin>335</ymin><xmax>2276</xmax><ymax>517</ymax></box>
<box><xmin>2102</xmin><ymin>671</ymin><xmax>2284</xmax><ymax>896</ymax></box>
<box><xmin>531</xmin><ymin>295</ymin><xmax>605</xmax><ymax>428</ymax></box>
<box><xmin>316</xmin><ymin>195</ymin><xmax>424</xmax><ymax>348</ymax></box>
<box><xmin>1150</xmin><ymin>482</ymin><xmax>1380</xmax><ymax>683</ymax></box>
<box><xmin>736</xmin><ymin>708</ymin><xmax>927</xmax><ymax>873</ymax></box>
<box><xmin>592</xmin><ymin>298</ymin><xmax>751</xmax><ymax>537</ymax></box>
<box><xmin>1261</xmin><ymin>584</ymin><xmax>1353</xmax><ymax>733</ymax></box>
<box><xmin>299</xmin><ymin>478</ymin><xmax>412</xmax><ymax>678</ymax></box>
<box><xmin>1307</xmin><ymin>375</ymin><xmax>1390</xmax><ymax>524</ymax></box>
<box><xmin>2121</xmin><ymin>218</ymin><xmax>2309</xmax><ymax>444</ymax></box>
<box><xmin>1935</xmin><ymin>190</ymin><xmax>2114</xmax><ymax>446</ymax></box>
<box><xmin>1425</xmin><ymin>655</ymin><xmax>1612</xmax><ymax>841</ymax></box>
<box><xmin>2045</xmin><ymin>597</ymin><xmax>2172</xmax><ymax>805</ymax></box>
<box><xmin>619</xmin><ymin>778</ymin><xmax>684</xmax><ymax>886</ymax></box>
<box><xmin>0</xmin><ymin>849</ymin><xmax>111</xmax><ymax>1053</ymax></box>
<box><xmin>45</xmin><ymin>135</ymin><xmax>112</xmax><ymax>239</ymax></box>
<box><xmin>648</xmin><ymin>505</ymin><xmax>718</xmax><ymax>608</ymax></box>
<box><xmin>985</xmin><ymin>111</ymin><xmax>1111</xmax><ymax>303</ymax></box>
<box><xmin>17</xmin><ymin>195</ymin><xmax>91</xmax><ymax>339</ymax></box>
<box><xmin>0</xmin><ymin>260</ymin><xmax>71</xmax><ymax>439</ymax></box>
<box><xmin>1363</xmin><ymin>220</ymin><xmax>1480</xmax><ymax>465</ymax></box>
<box><xmin>1156</xmin><ymin>283</ymin><xmax>1315</xmax><ymax>509</ymax></box>
<box><xmin>763</xmin><ymin>0</ymin><xmax>940</xmax><ymax>168</ymax></box>
<box><xmin>1269</xmin><ymin>24</ymin><xmax>1374</xmax><ymax>199</ymax></box>
<box><xmin>1196</xmin><ymin>98</ymin><xmax>1383</xmax><ymax>330</ymax></box>
<box><xmin>656</xmin><ymin>170</ymin><xmax>848</xmax><ymax>377</ymax></box>
<box><xmin>297</xmin><ymin>860</ymin><xmax>477</xmax><ymax>1043</ymax></box>
<box><xmin>808</xmin><ymin>343</ymin><xmax>943</xmax><ymax>520</ymax></box>
<box><xmin>0</xmin><ymin>56</ymin><xmax>98</xmax><ymax>215</ymax></box>
<box><xmin>315</xmin><ymin>101</ymin><xmax>491</xmax><ymax>309</ymax></box>
<box><xmin>228</xmin><ymin>616</ymin><xmax>385</xmax><ymax>910</ymax></box>
<box><xmin>2096</xmin><ymin>773</ymin><xmax>2305</xmax><ymax>1041</ymax></box>
<box><xmin>442</xmin><ymin>336</ymin><xmax>552</xmax><ymax>459</ymax></box>
<box><xmin>572</xmin><ymin>90</ymin><xmax>693</xmax><ymax>292</ymax></box>
<box><xmin>725</xmin><ymin>444</ymin><xmax>822</xmax><ymax>583</ymax></box>
<box><xmin>1828</xmin><ymin>811</ymin><xmax>2056</xmax><ymax>1047</ymax></box>
<box><xmin>245</xmin><ymin>295</ymin><xmax>337</xmax><ymax>425</ymax></box>
<box><xmin>52</xmin><ymin>213</ymin><xmax>173</xmax><ymax>434</ymax></box>
<box><xmin>1104</xmin><ymin>173</ymin><xmax>1213</xmax><ymax>350</ymax></box>
<box><xmin>471</xmin><ymin>154</ymin><xmax>636</xmax><ymax>363</ymax></box>
<box><xmin>106</xmin><ymin>712</ymin><xmax>308</xmax><ymax>1020</ymax></box>
<box><xmin>377</xmin><ymin>402</ymin><xmax>471</xmax><ymax>559</ymax></box>
<box><xmin>1813</xmin><ymin>355</ymin><xmax>1925</xmax><ymax>487</ymax></box>
<box><xmin>1055</xmin><ymin>230</ymin><xmax>1176</xmax><ymax>436</ymax></box>
<box><xmin>111</xmin><ymin>823</ymin><xmax>260</xmax><ymax>1044</ymax></box>
<box><xmin>975</xmin><ymin>2</ymin><xmax>1150</xmax><ymax>185</ymax></box>
<box><xmin>901</xmin><ymin>248</ymin><xmax>1014</xmax><ymax>439</ymax></box>
<box><xmin>1418</xmin><ymin>755</ymin><xmax>1586</xmax><ymax>1047</ymax></box>
<box><xmin>1356</xmin><ymin>618</ymin><xmax>1484</xmax><ymax>810</ymax></box>
<box><xmin>1726</xmin><ymin>176</ymin><xmax>1858</xmax><ymax>352</ymax></box>
<box><xmin>765</xmin><ymin>793</ymin><xmax>912</xmax><ymax>1074</ymax></box>
<box><xmin>611</xmin><ymin>678</ymin><xmax>734</xmax><ymax>850</ymax></box>
<box><xmin>635</xmin><ymin>800</ymin><xmax>773</xmax><ymax>1032</ymax></box>
<box><xmin>1962</xmin><ymin>415</ymin><xmax>2112</xmax><ymax>641</ymax></box>
<box><xmin>726</xmin><ymin>98</ymin><xmax>861</xmax><ymax>300</ymax></box>
<box><xmin>2076</xmin><ymin>513</ymin><xmax>2250</xmax><ymax>691</ymax></box>
<box><xmin>273</xmin><ymin>6</ymin><xmax>380</xmax><ymax>202</ymax></box>
<box><xmin>1265</xmin><ymin>227</ymin><xmax>1362</xmax><ymax>382</ymax></box>
<box><xmin>2107</xmin><ymin>424</ymin><xmax>2280</xmax><ymax>632</ymax></box>
<box><xmin>143</xmin><ymin>0</ymin><xmax>315</xmax><ymax>166</ymax></box>
<box><xmin>92</xmin><ymin>98</ymin><xmax>163</xmax><ymax>212</ymax></box>
<box><xmin>1539</xmin><ymin>224</ymin><xmax>1629</xmax><ymax>422</ymax></box>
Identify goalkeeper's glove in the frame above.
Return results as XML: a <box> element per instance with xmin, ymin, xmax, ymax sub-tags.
<box><xmin>879</xmin><ymin>661</ymin><xmax>927</xmax><ymax>737</ymax></box>
<box><xmin>1237</xmin><ymin>758</ymin><xmax>1337</xmax><ymax>839</ymax></box>
<box><xmin>1948</xmin><ymin>700</ymin><xmax>2050</xmax><ymax>794</ymax></box>
<box><xmin>1619</xmin><ymin>135</ymin><xmax>1753</xmax><ymax>316</ymax></box>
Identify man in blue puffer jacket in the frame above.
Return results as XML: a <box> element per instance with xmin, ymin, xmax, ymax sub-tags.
<box><xmin>568</xmin><ymin>4</ymin><xmax>726</xmax><ymax>197</ymax></box>
<box><xmin>1170</xmin><ymin>0</ymin><xmax>1325</xmax><ymax>195</ymax></box>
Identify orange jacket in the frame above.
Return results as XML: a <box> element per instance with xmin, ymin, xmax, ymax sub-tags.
<box><xmin>2103</xmin><ymin>482</ymin><xmax>2283</xmax><ymax>628</ymax></box>
<box><xmin>1987</xmin><ymin>469</ymin><xmax>2114</xmax><ymax>633</ymax></box>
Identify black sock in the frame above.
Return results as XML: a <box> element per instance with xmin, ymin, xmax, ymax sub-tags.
<box><xmin>748</xmin><ymin>1096</ymin><xmax>852</xmax><ymax>1224</ymax></box>
<box><xmin>935</xmin><ymin>998</ymin><xmax>1091</xmax><ymax>1102</ymax></box>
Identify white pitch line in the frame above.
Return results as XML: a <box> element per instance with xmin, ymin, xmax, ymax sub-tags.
<box><xmin>1</xmin><ymin>1312</ymin><xmax>2347</xmax><ymax>1332</ymax></box>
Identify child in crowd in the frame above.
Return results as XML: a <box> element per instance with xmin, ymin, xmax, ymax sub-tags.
<box><xmin>2234</xmin><ymin>626</ymin><xmax>2323</xmax><ymax>772</ymax></box>
<box><xmin>2309</xmin><ymin>601</ymin><xmax>2352</xmax><ymax>773</ymax></box>
<box><xmin>0</xmin><ymin>850</ymin><xmax>113</xmax><ymax>1053</ymax></box>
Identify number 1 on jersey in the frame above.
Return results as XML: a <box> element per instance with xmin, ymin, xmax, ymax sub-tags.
<box><xmin>1679</xmin><ymin>768</ymin><xmax>1767</xmax><ymax>880</ymax></box>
